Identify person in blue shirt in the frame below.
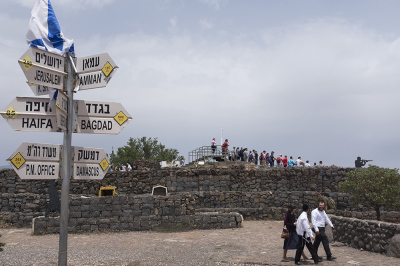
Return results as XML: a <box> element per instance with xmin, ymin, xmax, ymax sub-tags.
<box><xmin>288</xmin><ymin>156</ymin><xmax>295</xmax><ymax>167</ymax></box>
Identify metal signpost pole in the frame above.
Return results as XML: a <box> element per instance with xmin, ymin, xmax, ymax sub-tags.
<box><xmin>58</xmin><ymin>53</ymin><xmax>75</xmax><ymax>266</ymax></box>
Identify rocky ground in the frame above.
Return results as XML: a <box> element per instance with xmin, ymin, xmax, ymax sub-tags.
<box><xmin>0</xmin><ymin>220</ymin><xmax>399</xmax><ymax>265</ymax></box>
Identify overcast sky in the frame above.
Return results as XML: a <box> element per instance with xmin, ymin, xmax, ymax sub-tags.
<box><xmin>1</xmin><ymin>0</ymin><xmax>400</xmax><ymax>169</ymax></box>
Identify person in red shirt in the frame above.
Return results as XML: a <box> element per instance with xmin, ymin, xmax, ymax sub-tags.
<box><xmin>282</xmin><ymin>155</ymin><xmax>288</xmax><ymax>168</ymax></box>
<box><xmin>222</xmin><ymin>139</ymin><xmax>229</xmax><ymax>156</ymax></box>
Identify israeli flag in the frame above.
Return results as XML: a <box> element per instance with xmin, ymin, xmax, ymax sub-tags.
<box><xmin>26</xmin><ymin>0</ymin><xmax>74</xmax><ymax>56</ymax></box>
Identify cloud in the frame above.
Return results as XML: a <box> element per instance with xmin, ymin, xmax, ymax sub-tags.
<box><xmin>12</xmin><ymin>0</ymin><xmax>114</xmax><ymax>9</ymax></box>
<box><xmin>1</xmin><ymin>13</ymin><xmax>400</xmax><ymax>168</ymax></box>
<box><xmin>199</xmin><ymin>18</ymin><xmax>214</xmax><ymax>30</ymax></box>
<box><xmin>198</xmin><ymin>0</ymin><xmax>227</xmax><ymax>10</ymax></box>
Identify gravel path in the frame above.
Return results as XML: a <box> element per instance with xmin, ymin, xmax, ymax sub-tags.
<box><xmin>0</xmin><ymin>220</ymin><xmax>399</xmax><ymax>265</ymax></box>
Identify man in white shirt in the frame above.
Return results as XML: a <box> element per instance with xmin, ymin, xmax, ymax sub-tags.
<box><xmin>295</xmin><ymin>204</ymin><xmax>320</xmax><ymax>265</ymax></box>
<box><xmin>311</xmin><ymin>201</ymin><xmax>337</xmax><ymax>261</ymax></box>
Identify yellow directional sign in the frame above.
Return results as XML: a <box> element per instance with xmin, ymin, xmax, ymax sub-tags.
<box><xmin>99</xmin><ymin>158</ymin><xmax>109</xmax><ymax>171</ymax></box>
<box><xmin>102</xmin><ymin>61</ymin><xmax>114</xmax><ymax>77</ymax></box>
<box><xmin>11</xmin><ymin>152</ymin><xmax>26</xmax><ymax>169</ymax></box>
<box><xmin>114</xmin><ymin>111</ymin><xmax>128</xmax><ymax>125</ymax></box>
<box><xmin>4</xmin><ymin>107</ymin><xmax>18</xmax><ymax>118</ymax></box>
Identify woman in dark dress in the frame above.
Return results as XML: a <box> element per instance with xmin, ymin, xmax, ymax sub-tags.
<box><xmin>283</xmin><ymin>205</ymin><xmax>309</xmax><ymax>261</ymax></box>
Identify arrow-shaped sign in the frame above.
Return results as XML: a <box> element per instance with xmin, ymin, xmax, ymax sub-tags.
<box><xmin>76</xmin><ymin>53</ymin><xmax>118</xmax><ymax>90</ymax></box>
<box><xmin>1</xmin><ymin>94</ymin><xmax>68</xmax><ymax>132</ymax></box>
<box><xmin>75</xmin><ymin>100</ymin><xmax>131</xmax><ymax>134</ymax></box>
<box><xmin>7</xmin><ymin>142</ymin><xmax>62</xmax><ymax>179</ymax></box>
<box><xmin>18</xmin><ymin>47</ymin><xmax>66</xmax><ymax>90</ymax></box>
<box><xmin>73</xmin><ymin>146</ymin><xmax>110</xmax><ymax>180</ymax></box>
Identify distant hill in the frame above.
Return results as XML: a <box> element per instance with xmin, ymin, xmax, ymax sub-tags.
<box><xmin>0</xmin><ymin>164</ymin><xmax>11</xmax><ymax>169</ymax></box>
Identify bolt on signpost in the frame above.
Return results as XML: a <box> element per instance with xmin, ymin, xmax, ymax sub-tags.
<box><xmin>1</xmin><ymin>25</ymin><xmax>131</xmax><ymax>266</ymax></box>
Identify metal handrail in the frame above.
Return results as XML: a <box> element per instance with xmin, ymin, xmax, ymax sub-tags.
<box><xmin>188</xmin><ymin>145</ymin><xmax>227</xmax><ymax>164</ymax></box>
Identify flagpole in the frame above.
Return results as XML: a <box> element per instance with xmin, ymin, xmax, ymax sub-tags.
<box><xmin>58</xmin><ymin>53</ymin><xmax>75</xmax><ymax>266</ymax></box>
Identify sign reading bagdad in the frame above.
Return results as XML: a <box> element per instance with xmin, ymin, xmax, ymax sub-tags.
<box><xmin>7</xmin><ymin>142</ymin><xmax>61</xmax><ymax>179</ymax></box>
<box><xmin>18</xmin><ymin>46</ymin><xmax>66</xmax><ymax>90</ymax></box>
<box><xmin>75</xmin><ymin>100</ymin><xmax>132</xmax><ymax>134</ymax></box>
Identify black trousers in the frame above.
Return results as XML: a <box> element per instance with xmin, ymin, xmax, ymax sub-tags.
<box><xmin>313</xmin><ymin>227</ymin><xmax>332</xmax><ymax>257</ymax></box>
<box><xmin>295</xmin><ymin>234</ymin><xmax>319</xmax><ymax>264</ymax></box>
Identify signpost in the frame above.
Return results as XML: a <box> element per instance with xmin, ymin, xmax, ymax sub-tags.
<box><xmin>3</xmin><ymin>16</ymin><xmax>129</xmax><ymax>266</ymax></box>
<box><xmin>75</xmin><ymin>100</ymin><xmax>131</xmax><ymax>134</ymax></box>
<box><xmin>7</xmin><ymin>142</ymin><xmax>61</xmax><ymax>179</ymax></box>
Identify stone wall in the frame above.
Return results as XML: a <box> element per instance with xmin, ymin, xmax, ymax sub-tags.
<box><xmin>331</xmin><ymin>215</ymin><xmax>400</xmax><ymax>254</ymax></box>
<box><xmin>1</xmin><ymin>166</ymin><xmax>399</xmax><ymax>228</ymax></box>
<box><xmin>0</xmin><ymin>166</ymin><xmax>352</xmax><ymax>195</ymax></box>
<box><xmin>31</xmin><ymin>194</ymin><xmax>243</xmax><ymax>234</ymax></box>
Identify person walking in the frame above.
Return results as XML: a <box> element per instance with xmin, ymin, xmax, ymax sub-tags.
<box><xmin>294</xmin><ymin>204</ymin><xmax>320</xmax><ymax>265</ymax></box>
<box><xmin>311</xmin><ymin>200</ymin><xmax>337</xmax><ymax>261</ymax></box>
<box><xmin>283</xmin><ymin>205</ymin><xmax>309</xmax><ymax>262</ymax></box>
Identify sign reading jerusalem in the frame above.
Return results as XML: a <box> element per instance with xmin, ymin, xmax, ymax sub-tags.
<box><xmin>18</xmin><ymin>47</ymin><xmax>66</xmax><ymax>90</ymax></box>
<box><xmin>75</xmin><ymin>100</ymin><xmax>131</xmax><ymax>134</ymax></box>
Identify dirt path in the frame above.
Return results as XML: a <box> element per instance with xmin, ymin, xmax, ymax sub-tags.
<box><xmin>0</xmin><ymin>220</ymin><xmax>399</xmax><ymax>265</ymax></box>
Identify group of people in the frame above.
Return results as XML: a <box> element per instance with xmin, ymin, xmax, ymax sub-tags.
<box><xmin>283</xmin><ymin>194</ymin><xmax>337</xmax><ymax>265</ymax></box>
<box><xmin>219</xmin><ymin>139</ymin><xmax>325</xmax><ymax>167</ymax></box>
<box><xmin>110</xmin><ymin>163</ymin><xmax>137</xmax><ymax>172</ymax></box>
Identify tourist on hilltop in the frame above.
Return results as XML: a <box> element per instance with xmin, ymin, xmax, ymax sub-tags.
<box><xmin>318</xmin><ymin>161</ymin><xmax>325</xmax><ymax>167</ymax></box>
<box><xmin>254</xmin><ymin>150</ymin><xmax>259</xmax><ymax>165</ymax></box>
<box><xmin>222</xmin><ymin>139</ymin><xmax>229</xmax><ymax>156</ymax></box>
<box><xmin>236</xmin><ymin>147</ymin><xmax>240</xmax><ymax>161</ymax></box>
<box><xmin>243</xmin><ymin>148</ymin><xmax>249</xmax><ymax>162</ymax></box>
<box><xmin>296</xmin><ymin>157</ymin><xmax>303</xmax><ymax>167</ymax></box>
<box><xmin>248</xmin><ymin>150</ymin><xmax>254</xmax><ymax>163</ymax></box>
<box><xmin>211</xmin><ymin>138</ymin><xmax>217</xmax><ymax>154</ymax></box>
<box><xmin>269</xmin><ymin>151</ymin><xmax>275</xmax><ymax>167</ymax></box>
<box><xmin>311</xmin><ymin>200</ymin><xmax>337</xmax><ymax>262</ymax></box>
<box><xmin>294</xmin><ymin>204</ymin><xmax>321</xmax><ymax>265</ymax></box>
<box><xmin>288</xmin><ymin>156</ymin><xmax>295</xmax><ymax>167</ymax></box>
<box><xmin>283</xmin><ymin>155</ymin><xmax>288</xmax><ymax>168</ymax></box>
<box><xmin>260</xmin><ymin>151</ymin><xmax>265</xmax><ymax>165</ymax></box>
<box><xmin>305</xmin><ymin>160</ymin><xmax>311</xmax><ymax>167</ymax></box>
<box><xmin>276</xmin><ymin>154</ymin><xmax>283</xmax><ymax>167</ymax></box>
<box><xmin>230</xmin><ymin>147</ymin><xmax>235</xmax><ymax>161</ymax></box>
<box><xmin>127</xmin><ymin>163</ymin><xmax>132</xmax><ymax>171</ymax></box>
<box><xmin>283</xmin><ymin>204</ymin><xmax>309</xmax><ymax>262</ymax></box>
<box><xmin>313</xmin><ymin>162</ymin><xmax>317</xmax><ymax>167</ymax></box>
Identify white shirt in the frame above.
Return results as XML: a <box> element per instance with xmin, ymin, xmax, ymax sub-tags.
<box><xmin>311</xmin><ymin>208</ymin><xmax>334</xmax><ymax>232</ymax></box>
<box><xmin>305</xmin><ymin>163</ymin><xmax>310</xmax><ymax>167</ymax></box>
<box><xmin>296</xmin><ymin>211</ymin><xmax>314</xmax><ymax>238</ymax></box>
